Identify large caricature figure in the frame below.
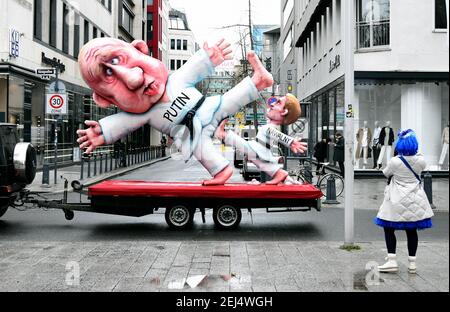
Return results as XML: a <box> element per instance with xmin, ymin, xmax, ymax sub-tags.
<box><xmin>216</xmin><ymin>94</ymin><xmax>308</xmax><ymax>185</ymax></box>
<box><xmin>76</xmin><ymin>38</ymin><xmax>274</xmax><ymax>185</ymax></box>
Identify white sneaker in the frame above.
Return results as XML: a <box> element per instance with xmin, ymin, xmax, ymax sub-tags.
<box><xmin>408</xmin><ymin>256</ymin><xmax>417</xmax><ymax>274</ymax></box>
<box><xmin>378</xmin><ymin>254</ymin><xmax>399</xmax><ymax>273</ymax></box>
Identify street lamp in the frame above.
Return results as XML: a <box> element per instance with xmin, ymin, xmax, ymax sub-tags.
<box><xmin>343</xmin><ymin>0</ymin><xmax>356</xmax><ymax>247</ymax></box>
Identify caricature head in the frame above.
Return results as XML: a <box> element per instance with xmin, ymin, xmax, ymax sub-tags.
<box><xmin>267</xmin><ymin>93</ymin><xmax>301</xmax><ymax>126</ymax></box>
<box><xmin>78</xmin><ymin>38</ymin><xmax>169</xmax><ymax>114</ymax></box>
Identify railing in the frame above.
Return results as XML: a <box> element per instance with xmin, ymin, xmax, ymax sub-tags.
<box><xmin>357</xmin><ymin>19</ymin><xmax>390</xmax><ymax>50</ymax></box>
<box><xmin>79</xmin><ymin>145</ymin><xmax>166</xmax><ymax>180</ymax></box>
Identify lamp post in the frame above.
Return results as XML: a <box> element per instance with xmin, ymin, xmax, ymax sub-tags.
<box><xmin>343</xmin><ymin>0</ymin><xmax>356</xmax><ymax>246</ymax></box>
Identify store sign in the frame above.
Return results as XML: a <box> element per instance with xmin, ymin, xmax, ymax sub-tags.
<box><xmin>46</xmin><ymin>93</ymin><xmax>68</xmax><ymax>115</ymax></box>
<box><xmin>9</xmin><ymin>29</ymin><xmax>20</xmax><ymax>58</ymax></box>
<box><xmin>41</xmin><ymin>52</ymin><xmax>66</xmax><ymax>73</ymax></box>
<box><xmin>329</xmin><ymin>54</ymin><xmax>341</xmax><ymax>73</ymax></box>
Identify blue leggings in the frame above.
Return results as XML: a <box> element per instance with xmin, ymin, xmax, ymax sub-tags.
<box><xmin>384</xmin><ymin>227</ymin><xmax>418</xmax><ymax>257</ymax></box>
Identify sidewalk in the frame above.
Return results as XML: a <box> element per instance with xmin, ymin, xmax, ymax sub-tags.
<box><xmin>0</xmin><ymin>240</ymin><xmax>447</xmax><ymax>292</ymax></box>
<box><xmin>28</xmin><ymin>156</ymin><xmax>170</xmax><ymax>194</ymax></box>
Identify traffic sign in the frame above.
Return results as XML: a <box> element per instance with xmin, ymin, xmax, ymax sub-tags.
<box><xmin>48</xmin><ymin>81</ymin><xmax>66</xmax><ymax>93</ymax></box>
<box><xmin>46</xmin><ymin>93</ymin><xmax>67</xmax><ymax>115</ymax></box>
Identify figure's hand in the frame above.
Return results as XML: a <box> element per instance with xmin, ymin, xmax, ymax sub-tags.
<box><xmin>291</xmin><ymin>140</ymin><xmax>308</xmax><ymax>154</ymax></box>
<box><xmin>76</xmin><ymin>121</ymin><xmax>105</xmax><ymax>154</ymax></box>
<box><xmin>203</xmin><ymin>39</ymin><xmax>233</xmax><ymax>67</ymax></box>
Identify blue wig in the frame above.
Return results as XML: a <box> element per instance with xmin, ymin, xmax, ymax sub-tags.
<box><xmin>396</xmin><ymin>129</ymin><xmax>419</xmax><ymax>156</ymax></box>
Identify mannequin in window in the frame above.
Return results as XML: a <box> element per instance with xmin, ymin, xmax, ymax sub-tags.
<box><xmin>355</xmin><ymin>120</ymin><xmax>372</xmax><ymax>169</ymax></box>
<box><xmin>377</xmin><ymin>121</ymin><xmax>395</xmax><ymax>169</ymax></box>
<box><xmin>438</xmin><ymin>123</ymin><xmax>449</xmax><ymax>169</ymax></box>
<box><xmin>372</xmin><ymin>121</ymin><xmax>382</xmax><ymax>169</ymax></box>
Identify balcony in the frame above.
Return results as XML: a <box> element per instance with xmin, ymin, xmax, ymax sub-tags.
<box><xmin>357</xmin><ymin>19</ymin><xmax>390</xmax><ymax>50</ymax></box>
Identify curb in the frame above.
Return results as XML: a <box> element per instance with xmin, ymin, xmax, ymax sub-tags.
<box><xmin>28</xmin><ymin>157</ymin><xmax>171</xmax><ymax>194</ymax></box>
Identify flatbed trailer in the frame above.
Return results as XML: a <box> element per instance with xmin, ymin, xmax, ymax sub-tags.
<box><xmin>19</xmin><ymin>180</ymin><xmax>323</xmax><ymax>230</ymax></box>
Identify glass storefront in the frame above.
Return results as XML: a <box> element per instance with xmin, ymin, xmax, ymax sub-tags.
<box><xmin>306</xmin><ymin>80</ymin><xmax>449</xmax><ymax>173</ymax></box>
<box><xmin>1</xmin><ymin>73</ymin><xmax>150</xmax><ymax>169</ymax></box>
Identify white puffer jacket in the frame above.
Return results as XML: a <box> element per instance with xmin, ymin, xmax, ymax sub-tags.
<box><xmin>377</xmin><ymin>155</ymin><xmax>434</xmax><ymax>222</ymax></box>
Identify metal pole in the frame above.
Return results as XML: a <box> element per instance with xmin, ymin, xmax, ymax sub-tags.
<box><xmin>53</xmin><ymin>67</ymin><xmax>60</xmax><ymax>185</ymax></box>
<box><xmin>343</xmin><ymin>0</ymin><xmax>355</xmax><ymax>246</ymax></box>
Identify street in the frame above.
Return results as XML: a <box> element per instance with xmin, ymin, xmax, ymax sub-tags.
<box><xmin>1</xmin><ymin>148</ymin><xmax>448</xmax><ymax>242</ymax></box>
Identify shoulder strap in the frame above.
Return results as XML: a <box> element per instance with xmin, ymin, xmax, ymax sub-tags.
<box><xmin>399</xmin><ymin>156</ymin><xmax>422</xmax><ymax>184</ymax></box>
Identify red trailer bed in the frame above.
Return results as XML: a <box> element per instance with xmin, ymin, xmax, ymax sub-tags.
<box><xmin>88</xmin><ymin>181</ymin><xmax>323</xmax><ymax>200</ymax></box>
<box><xmin>87</xmin><ymin>181</ymin><xmax>323</xmax><ymax>229</ymax></box>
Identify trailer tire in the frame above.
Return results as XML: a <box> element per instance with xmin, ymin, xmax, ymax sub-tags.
<box><xmin>165</xmin><ymin>205</ymin><xmax>195</xmax><ymax>230</ymax></box>
<box><xmin>213</xmin><ymin>205</ymin><xmax>242</xmax><ymax>230</ymax></box>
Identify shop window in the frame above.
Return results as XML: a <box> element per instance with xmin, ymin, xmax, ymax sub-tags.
<box><xmin>357</xmin><ymin>0</ymin><xmax>390</xmax><ymax>49</ymax></box>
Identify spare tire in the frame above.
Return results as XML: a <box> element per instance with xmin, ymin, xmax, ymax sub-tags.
<box><xmin>13</xmin><ymin>143</ymin><xmax>37</xmax><ymax>185</ymax></box>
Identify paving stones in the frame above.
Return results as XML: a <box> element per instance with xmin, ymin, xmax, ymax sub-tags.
<box><xmin>0</xmin><ymin>241</ymin><xmax>447</xmax><ymax>292</ymax></box>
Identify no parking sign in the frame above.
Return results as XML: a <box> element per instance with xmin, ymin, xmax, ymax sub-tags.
<box><xmin>46</xmin><ymin>93</ymin><xmax>67</xmax><ymax>115</ymax></box>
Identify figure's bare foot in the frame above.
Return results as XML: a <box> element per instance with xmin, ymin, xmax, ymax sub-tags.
<box><xmin>215</xmin><ymin>119</ymin><xmax>228</xmax><ymax>141</ymax></box>
<box><xmin>266</xmin><ymin>170</ymin><xmax>289</xmax><ymax>185</ymax></box>
<box><xmin>203</xmin><ymin>165</ymin><xmax>233</xmax><ymax>186</ymax></box>
<box><xmin>248</xmin><ymin>51</ymin><xmax>274</xmax><ymax>91</ymax></box>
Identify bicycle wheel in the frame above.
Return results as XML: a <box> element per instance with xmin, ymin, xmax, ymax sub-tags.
<box><xmin>318</xmin><ymin>174</ymin><xmax>345</xmax><ymax>197</ymax></box>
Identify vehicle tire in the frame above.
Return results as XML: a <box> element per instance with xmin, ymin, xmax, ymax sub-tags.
<box><xmin>213</xmin><ymin>205</ymin><xmax>242</xmax><ymax>230</ymax></box>
<box><xmin>318</xmin><ymin>174</ymin><xmax>345</xmax><ymax>198</ymax></box>
<box><xmin>165</xmin><ymin>205</ymin><xmax>195</xmax><ymax>230</ymax></box>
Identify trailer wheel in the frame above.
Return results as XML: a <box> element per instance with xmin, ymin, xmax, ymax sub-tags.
<box><xmin>213</xmin><ymin>205</ymin><xmax>242</xmax><ymax>230</ymax></box>
<box><xmin>165</xmin><ymin>205</ymin><xmax>195</xmax><ymax>230</ymax></box>
<box><xmin>64</xmin><ymin>209</ymin><xmax>74</xmax><ymax>221</ymax></box>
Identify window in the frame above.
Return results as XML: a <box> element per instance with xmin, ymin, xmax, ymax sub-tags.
<box><xmin>283</xmin><ymin>28</ymin><xmax>293</xmax><ymax>60</ymax></box>
<box><xmin>62</xmin><ymin>3</ymin><xmax>69</xmax><ymax>54</ymax></box>
<box><xmin>170</xmin><ymin>60</ymin><xmax>176</xmax><ymax>70</ymax></box>
<box><xmin>49</xmin><ymin>0</ymin><xmax>57</xmax><ymax>47</ymax></box>
<box><xmin>33</xmin><ymin>0</ymin><xmax>42</xmax><ymax>40</ymax></box>
<box><xmin>121</xmin><ymin>5</ymin><xmax>134</xmax><ymax>35</ymax></box>
<box><xmin>183</xmin><ymin>40</ymin><xmax>188</xmax><ymax>50</ymax></box>
<box><xmin>357</xmin><ymin>0</ymin><xmax>390</xmax><ymax>49</ymax></box>
<box><xmin>147</xmin><ymin>13</ymin><xmax>153</xmax><ymax>41</ymax></box>
<box><xmin>177</xmin><ymin>39</ymin><xmax>181</xmax><ymax>50</ymax></box>
<box><xmin>74</xmin><ymin>13</ymin><xmax>80</xmax><ymax>57</ymax></box>
<box><xmin>171</xmin><ymin>39</ymin><xmax>175</xmax><ymax>49</ymax></box>
<box><xmin>93</xmin><ymin>26</ymin><xmax>98</xmax><ymax>39</ymax></box>
<box><xmin>283</xmin><ymin>0</ymin><xmax>294</xmax><ymax>28</ymax></box>
<box><xmin>435</xmin><ymin>0</ymin><xmax>448</xmax><ymax>30</ymax></box>
<box><xmin>177</xmin><ymin>60</ymin><xmax>182</xmax><ymax>69</ymax></box>
<box><xmin>84</xmin><ymin>20</ymin><xmax>89</xmax><ymax>44</ymax></box>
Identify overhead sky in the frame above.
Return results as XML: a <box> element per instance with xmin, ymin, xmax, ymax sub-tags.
<box><xmin>168</xmin><ymin>0</ymin><xmax>281</xmax><ymax>61</ymax></box>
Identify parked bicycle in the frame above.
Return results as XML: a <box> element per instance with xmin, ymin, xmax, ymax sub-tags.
<box><xmin>288</xmin><ymin>159</ymin><xmax>344</xmax><ymax>198</ymax></box>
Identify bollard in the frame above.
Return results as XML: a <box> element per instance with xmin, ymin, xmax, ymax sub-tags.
<box><xmin>323</xmin><ymin>176</ymin><xmax>340</xmax><ymax>205</ymax></box>
<box><xmin>94</xmin><ymin>154</ymin><xmax>97</xmax><ymax>176</ymax></box>
<box><xmin>80</xmin><ymin>157</ymin><xmax>85</xmax><ymax>180</ymax></box>
<box><xmin>87</xmin><ymin>156</ymin><xmax>91</xmax><ymax>178</ymax></box>
<box><xmin>423</xmin><ymin>171</ymin><xmax>436</xmax><ymax>209</ymax></box>
<box><xmin>99</xmin><ymin>153</ymin><xmax>103</xmax><ymax>174</ymax></box>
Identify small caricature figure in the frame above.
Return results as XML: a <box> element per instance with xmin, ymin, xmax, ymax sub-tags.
<box><xmin>216</xmin><ymin>94</ymin><xmax>308</xmax><ymax>185</ymax></box>
<box><xmin>76</xmin><ymin>38</ymin><xmax>273</xmax><ymax>185</ymax></box>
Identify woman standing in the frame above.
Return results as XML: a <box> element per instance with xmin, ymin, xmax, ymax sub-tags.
<box><xmin>314</xmin><ymin>139</ymin><xmax>328</xmax><ymax>175</ymax></box>
<box><xmin>375</xmin><ymin>129</ymin><xmax>434</xmax><ymax>274</ymax></box>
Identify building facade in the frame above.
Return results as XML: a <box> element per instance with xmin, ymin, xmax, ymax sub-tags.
<box><xmin>0</xmin><ymin>0</ymin><xmax>147</xmax><ymax>168</ymax></box>
<box><xmin>167</xmin><ymin>8</ymin><xmax>197</xmax><ymax>74</ymax></box>
<box><xmin>280</xmin><ymin>0</ymin><xmax>449</xmax><ymax>172</ymax></box>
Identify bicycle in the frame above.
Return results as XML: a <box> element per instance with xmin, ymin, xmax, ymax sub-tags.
<box><xmin>288</xmin><ymin>159</ymin><xmax>344</xmax><ymax>198</ymax></box>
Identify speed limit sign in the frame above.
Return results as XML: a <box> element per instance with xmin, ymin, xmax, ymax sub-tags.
<box><xmin>46</xmin><ymin>93</ymin><xmax>67</xmax><ymax>115</ymax></box>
